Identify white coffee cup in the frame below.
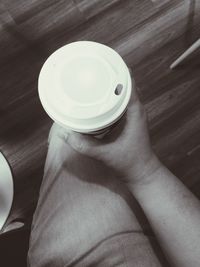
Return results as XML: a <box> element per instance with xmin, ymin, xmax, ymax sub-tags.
<box><xmin>38</xmin><ymin>41</ymin><xmax>132</xmax><ymax>134</ymax></box>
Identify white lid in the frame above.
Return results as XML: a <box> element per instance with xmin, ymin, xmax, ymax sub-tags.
<box><xmin>38</xmin><ymin>41</ymin><xmax>132</xmax><ymax>132</ymax></box>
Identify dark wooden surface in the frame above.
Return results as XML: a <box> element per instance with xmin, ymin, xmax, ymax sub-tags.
<box><xmin>0</xmin><ymin>0</ymin><xmax>200</xmax><ymax>227</ymax></box>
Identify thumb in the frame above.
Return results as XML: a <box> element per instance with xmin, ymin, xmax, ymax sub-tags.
<box><xmin>60</xmin><ymin>130</ymin><xmax>101</xmax><ymax>158</ymax></box>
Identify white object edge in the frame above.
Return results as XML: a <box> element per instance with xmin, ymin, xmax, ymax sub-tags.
<box><xmin>0</xmin><ymin>152</ymin><xmax>13</xmax><ymax>231</ymax></box>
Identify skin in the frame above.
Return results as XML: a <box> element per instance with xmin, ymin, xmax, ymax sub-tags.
<box><xmin>50</xmin><ymin>81</ymin><xmax>200</xmax><ymax>267</ymax></box>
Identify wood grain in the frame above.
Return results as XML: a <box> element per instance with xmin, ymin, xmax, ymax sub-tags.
<box><xmin>0</xmin><ymin>0</ymin><xmax>200</xmax><ymax>228</ymax></box>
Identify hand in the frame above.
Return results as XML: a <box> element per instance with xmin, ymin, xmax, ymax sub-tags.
<box><xmin>57</xmin><ymin>79</ymin><xmax>161</xmax><ymax>186</ymax></box>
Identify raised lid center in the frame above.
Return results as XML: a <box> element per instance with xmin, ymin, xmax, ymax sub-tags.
<box><xmin>60</xmin><ymin>56</ymin><xmax>112</xmax><ymax>105</ymax></box>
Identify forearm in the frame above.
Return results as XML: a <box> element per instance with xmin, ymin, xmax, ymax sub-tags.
<box><xmin>129</xmin><ymin>159</ymin><xmax>200</xmax><ymax>267</ymax></box>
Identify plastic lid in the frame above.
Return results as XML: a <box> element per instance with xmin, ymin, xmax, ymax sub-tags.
<box><xmin>38</xmin><ymin>41</ymin><xmax>132</xmax><ymax>132</ymax></box>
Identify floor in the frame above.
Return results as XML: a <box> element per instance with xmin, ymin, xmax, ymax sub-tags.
<box><xmin>0</xmin><ymin>0</ymin><xmax>200</xmax><ymax>229</ymax></box>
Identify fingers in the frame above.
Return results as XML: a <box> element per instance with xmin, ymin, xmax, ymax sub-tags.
<box><xmin>48</xmin><ymin>123</ymin><xmax>63</xmax><ymax>145</ymax></box>
<box><xmin>127</xmin><ymin>68</ymin><xmax>140</xmax><ymax>105</ymax></box>
<box><xmin>127</xmin><ymin>94</ymin><xmax>145</xmax><ymax>120</ymax></box>
<box><xmin>48</xmin><ymin>123</ymin><xmax>103</xmax><ymax>158</ymax></box>
<box><xmin>64</xmin><ymin>131</ymin><xmax>101</xmax><ymax>158</ymax></box>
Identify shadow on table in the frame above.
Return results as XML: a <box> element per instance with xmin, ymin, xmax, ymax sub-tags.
<box><xmin>0</xmin><ymin>225</ymin><xmax>31</xmax><ymax>267</ymax></box>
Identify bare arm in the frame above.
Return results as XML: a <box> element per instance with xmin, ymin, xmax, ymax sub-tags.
<box><xmin>130</xmin><ymin>157</ymin><xmax>200</xmax><ymax>267</ymax></box>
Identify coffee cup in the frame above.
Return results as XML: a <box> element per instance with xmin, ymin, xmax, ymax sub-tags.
<box><xmin>38</xmin><ymin>41</ymin><xmax>132</xmax><ymax>135</ymax></box>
